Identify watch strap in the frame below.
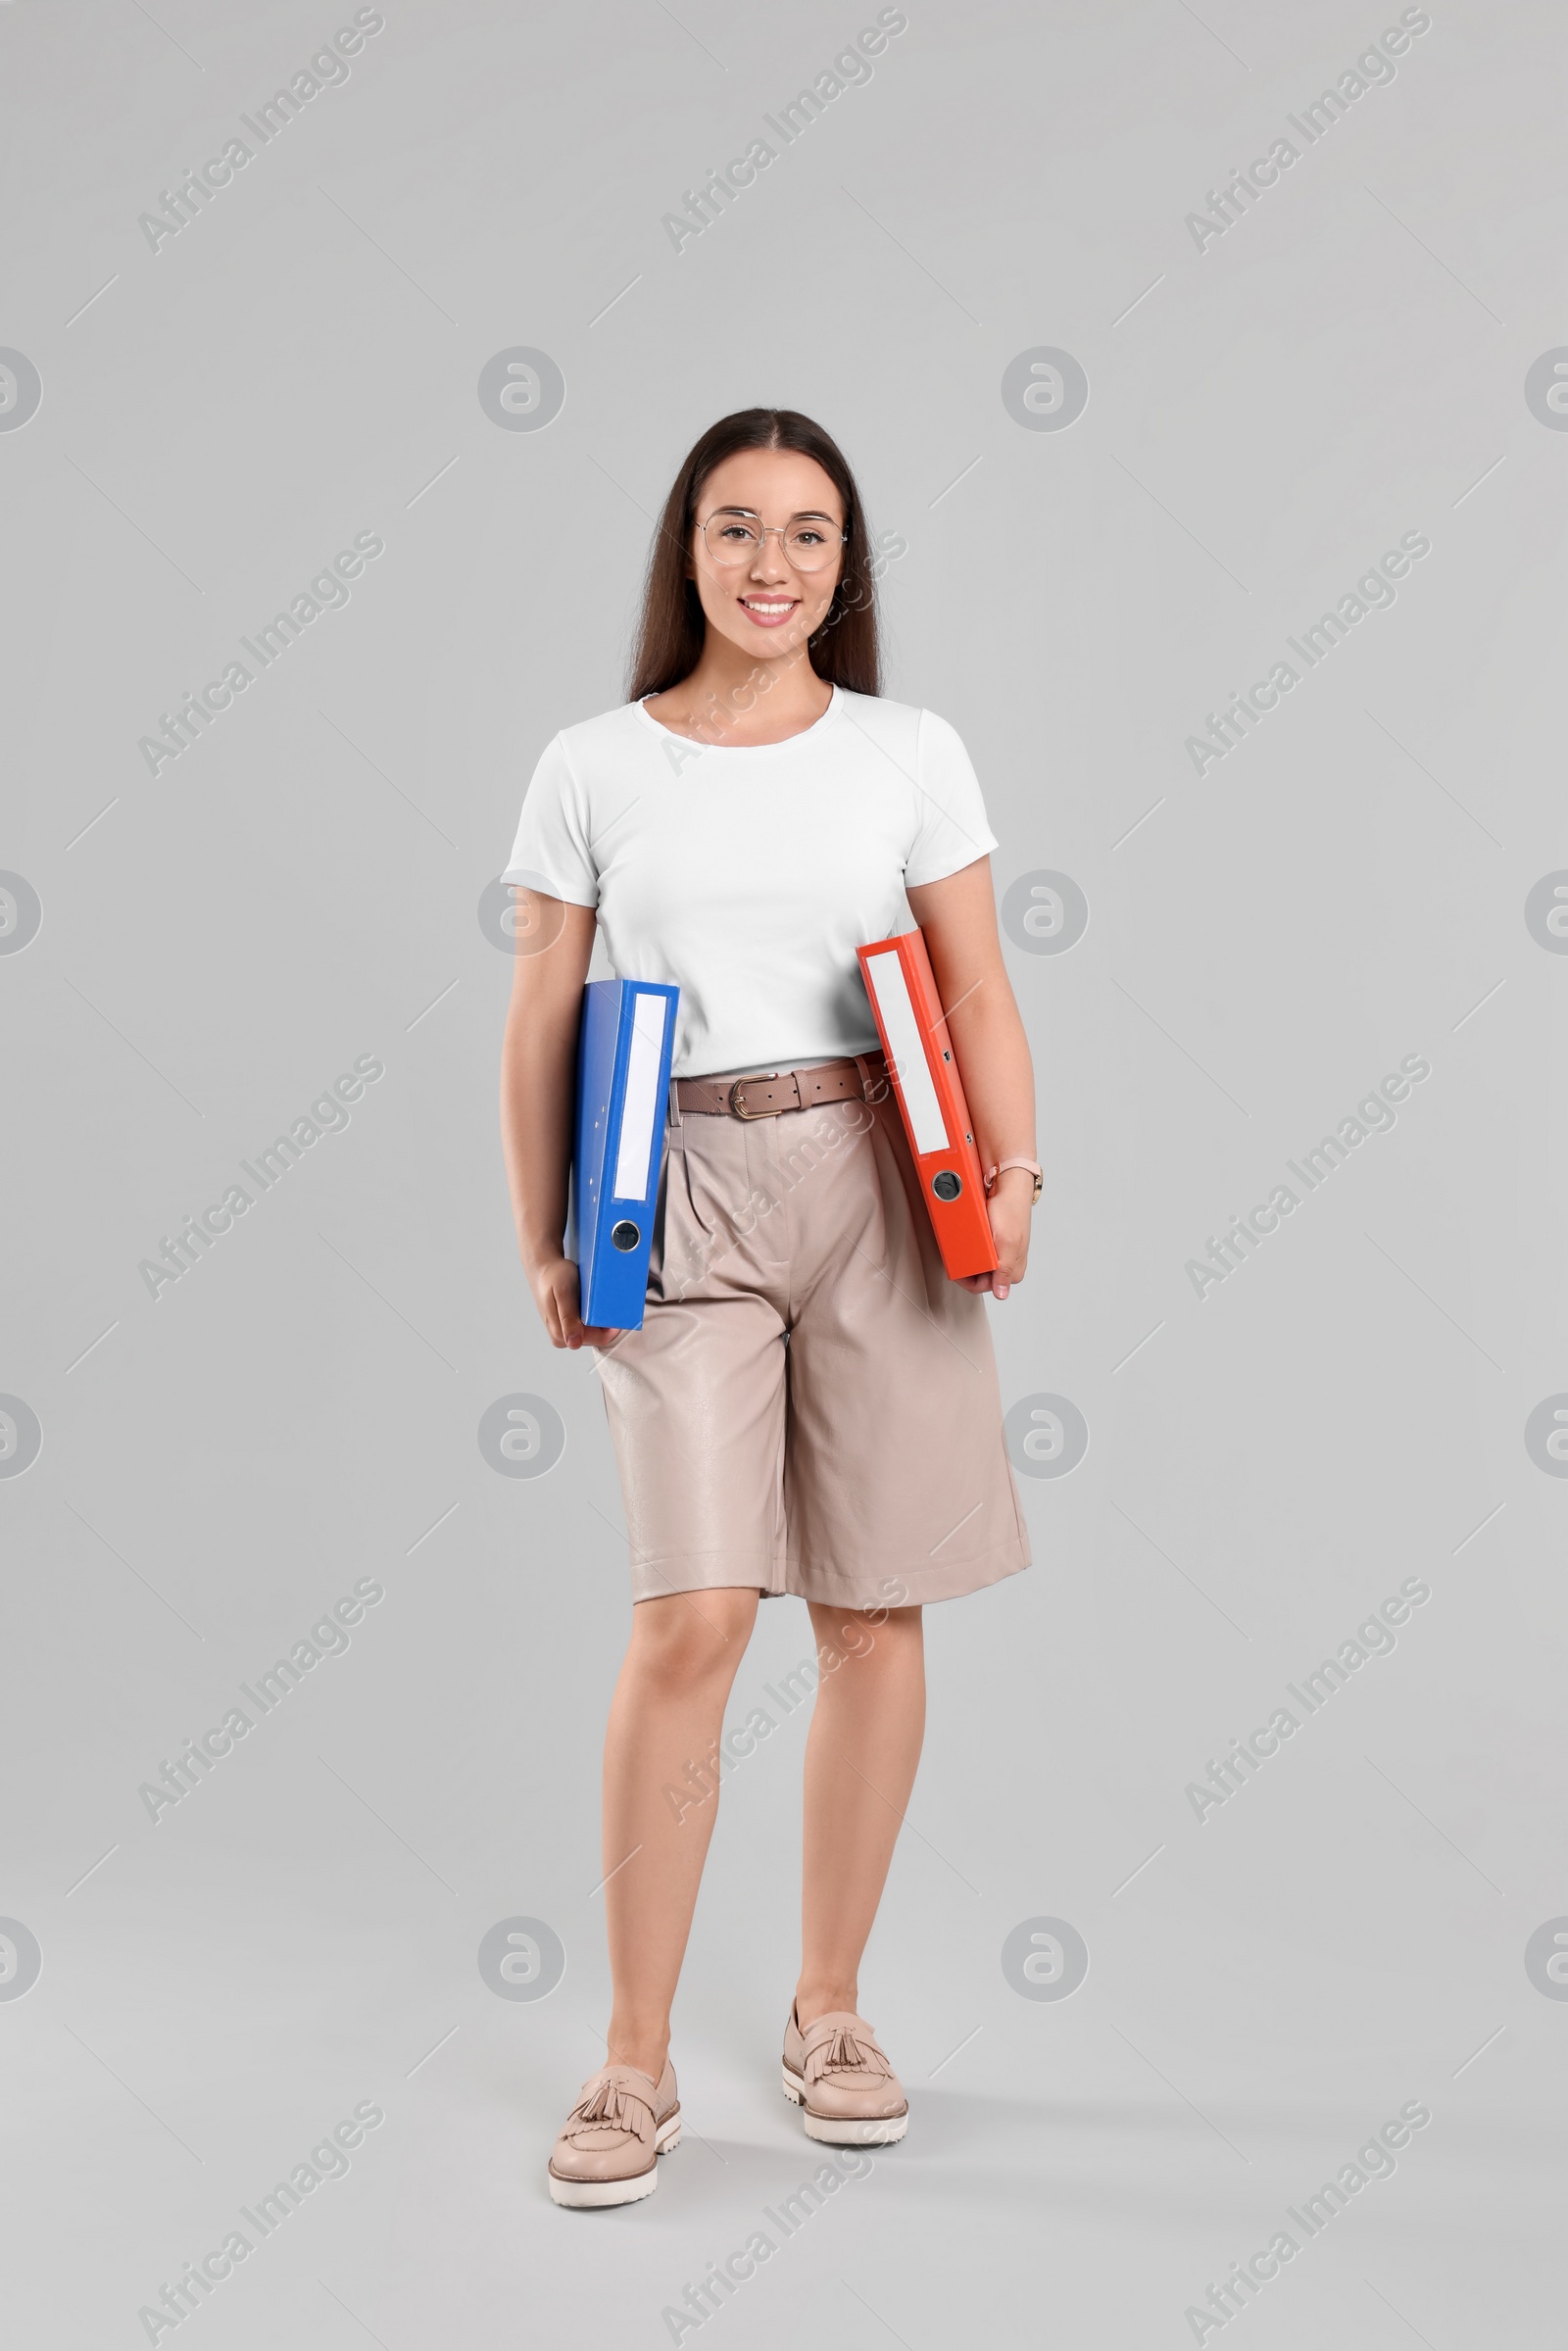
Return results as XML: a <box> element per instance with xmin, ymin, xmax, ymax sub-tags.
<box><xmin>984</xmin><ymin>1156</ymin><xmax>1043</xmax><ymax>1203</ymax></box>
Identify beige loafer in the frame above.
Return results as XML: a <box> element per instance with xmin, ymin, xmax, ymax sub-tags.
<box><xmin>548</xmin><ymin>2059</ymin><xmax>681</xmax><ymax>2207</ymax></box>
<box><xmin>782</xmin><ymin>2003</ymin><xmax>908</xmax><ymax>2144</ymax></box>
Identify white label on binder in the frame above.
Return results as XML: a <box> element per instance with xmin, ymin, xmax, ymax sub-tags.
<box><xmin>862</xmin><ymin>949</ymin><xmax>949</xmax><ymax>1153</ymax></box>
<box><xmin>613</xmin><ymin>990</ymin><xmax>669</xmax><ymax>1200</ymax></box>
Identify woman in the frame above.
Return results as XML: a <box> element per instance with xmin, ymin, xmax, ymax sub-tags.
<box><xmin>499</xmin><ymin>408</ymin><xmax>1040</xmax><ymax>2208</ymax></box>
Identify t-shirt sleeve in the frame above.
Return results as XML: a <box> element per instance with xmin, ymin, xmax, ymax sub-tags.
<box><xmin>501</xmin><ymin>732</ymin><xmax>599</xmax><ymax>906</ymax></box>
<box><xmin>903</xmin><ymin>708</ymin><xmax>1000</xmax><ymax>887</ymax></box>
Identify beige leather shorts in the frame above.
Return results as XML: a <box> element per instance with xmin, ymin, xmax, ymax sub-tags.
<box><xmin>594</xmin><ymin>1064</ymin><xmax>1032</xmax><ymax>1612</ymax></box>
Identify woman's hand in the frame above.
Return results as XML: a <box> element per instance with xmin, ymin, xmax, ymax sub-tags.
<box><xmin>958</xmin><ymin>1167</ymin><xmax>1034</xmax><ymax>1300</ymax></box>
<box><xmin>529</xmin><ymin>1251</ymin><xmax>624</xmax><ymax>1350</ymax></box>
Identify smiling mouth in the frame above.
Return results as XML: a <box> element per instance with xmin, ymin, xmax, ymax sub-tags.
<box><xmin>738</xmin><ymin>596</ymin><xmax>800</xmax><ymax>625</ymax></box>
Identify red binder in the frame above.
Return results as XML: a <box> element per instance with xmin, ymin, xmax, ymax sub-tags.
<box><xmin>855</xmin><ymin>928</ymin><xmax>1000</xmax><ymax>1281</ymax></box>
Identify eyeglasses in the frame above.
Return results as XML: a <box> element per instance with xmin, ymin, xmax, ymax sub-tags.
<box><xmin>697</xmin><ymin>511</ymin><xmax>847</xmax><ymax>573</ymax></box>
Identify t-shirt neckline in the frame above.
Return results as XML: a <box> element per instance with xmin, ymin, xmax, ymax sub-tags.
<box><xmin>633</xmin><ymin>682</ymin><xmax>843</xmax><ymax>753</ymax></box>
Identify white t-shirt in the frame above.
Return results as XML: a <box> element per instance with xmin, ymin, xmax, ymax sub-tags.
<box><xmin>502</xmin><ymin>686</ymin><xmax>999</xmax><ymax>1078</ymax></box>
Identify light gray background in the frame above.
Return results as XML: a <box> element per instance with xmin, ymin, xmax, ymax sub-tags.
<box><xmin>3</xmin><ymin>0</ymin><xmax>1563</xmax><ymax>2343</ymax></box>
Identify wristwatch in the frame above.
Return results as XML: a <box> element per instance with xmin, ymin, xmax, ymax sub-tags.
<box><xmin>984</xmin><ymin>1156</ymin><xmax>1043</xmax><ymax>1205</ymax></box>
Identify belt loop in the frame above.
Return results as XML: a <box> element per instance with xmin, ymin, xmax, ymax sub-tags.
<box><xmin>667</xmin><ymin>1073</ymin><xmax>683</xmax><ymax>1129</ymax></box>
<box><xmin>853</xmin><ymin>1053</ymin><xmax>875</xmax><ymax>1104</ymax></box>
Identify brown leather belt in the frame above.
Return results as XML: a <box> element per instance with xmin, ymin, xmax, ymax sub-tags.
<box><xmin>674</xmin><ymin>1052</ymin><xmax>889</xmax><ymax>1121</ymax></box>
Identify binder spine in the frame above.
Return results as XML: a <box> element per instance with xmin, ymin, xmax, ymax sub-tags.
<box><xmin>574</xmin><ymin>979</ymin><xmax>679</xmax><ymax>1331</ymax></box>
<box><xmin>588</xmin><ymin>992</ymin><xmax>638</xmax><ymax>1327</ymax></box>
<box><xmin>856</xmin><ymin>932</ymin><xmax>999</xmax><ymax>1282</ymax></box>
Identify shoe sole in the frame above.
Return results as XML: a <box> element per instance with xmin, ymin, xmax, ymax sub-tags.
<box><xmin>781</xmin><ymin>2063</ymin><xmax>908</xmax><ymax>2144</ymax></box>
<box><xmin>548</xmin><ymin>2109</ymin><xmax>682</xmax><ymax>2206</ymax></box>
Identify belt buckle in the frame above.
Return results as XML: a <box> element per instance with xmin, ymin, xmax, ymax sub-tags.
<box><xmin>730</xmin><ymin>1077</ymin><xmax>766</xmax><ymax>1120</ymax></box>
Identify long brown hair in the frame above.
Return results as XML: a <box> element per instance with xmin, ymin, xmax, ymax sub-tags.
<box><xmin>627</xmin><ymin>408</ymin><xmax>881</xmax><ymax>702</ymax></box>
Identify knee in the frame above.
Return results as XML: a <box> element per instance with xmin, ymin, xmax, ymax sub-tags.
<box><xmin>814</xmin><ymin>1603</ymin><xmax>922</xmax><ymax>1678</ymax></box>
<box><xmin>627</xmin><ymin>1589</ymin><xmax>758</xmax><ymax>1698</ymax></box>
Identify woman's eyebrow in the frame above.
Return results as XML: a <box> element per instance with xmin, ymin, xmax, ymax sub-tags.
<box><xmin>707</xmin><ymin>505</ymin><xmax>839</xmax><ymax>520</ymax></box>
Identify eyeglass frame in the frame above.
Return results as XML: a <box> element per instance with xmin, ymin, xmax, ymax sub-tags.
<box><xmin>695</xmin><ymin>507</ymin><xmax>849</xmax><ymax>573</ymax></box>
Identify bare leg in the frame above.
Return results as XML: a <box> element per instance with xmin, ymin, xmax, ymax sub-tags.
<box><xmin>795</xmin><ymin>1603</ymin><xmax>926</xmax><ymax>2026</ymax></box>
<box><xmin>602</xmin><ymin>1586</ymin><xmax>760</xmax><ymax>2080</ymax></box>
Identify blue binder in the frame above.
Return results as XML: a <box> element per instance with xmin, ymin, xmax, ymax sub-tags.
<box><xmin>571</xmin><ymin>978</ymin><xmax>680</xmax><ymax>1330</ymax></box>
